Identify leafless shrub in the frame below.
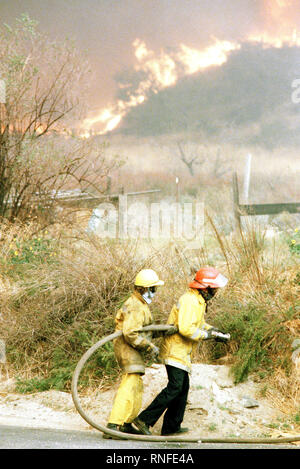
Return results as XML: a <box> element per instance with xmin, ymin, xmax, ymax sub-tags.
<box><xmin>0</xmin><ymin>15</ymin><xmax>120</xmax><ymax>223</ymax></box>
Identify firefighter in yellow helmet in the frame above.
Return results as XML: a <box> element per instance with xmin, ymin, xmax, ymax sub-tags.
<box><xmin>103</xmin><ymin>269</ymin><xmax>165</xmax><ymax>438</ymax></box>
<box><xmin>133</xmin><ymin>267</ymin><xmax>229</xmax><ymax>436</ymax></box>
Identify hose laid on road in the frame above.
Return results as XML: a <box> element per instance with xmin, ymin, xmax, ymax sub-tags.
<box><xmin>71</xmin><ymin>325</ymin><xmax>300</xmax><ymax>444</ymax></box>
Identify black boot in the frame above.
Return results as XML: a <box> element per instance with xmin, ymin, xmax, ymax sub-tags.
<box><xmin>132</xmin><ymin>417</ymin><xmax>152</xmax><ymax>435</ymax></box>
<box><xmin>102</xmin><ymin>423</ymin><xmax>122</xmax><ymax>439</ymax></box>
<box><xmin>119</xmin><ymin>423</ymin><xmax>143</xmax><ymax>435</ymax></box>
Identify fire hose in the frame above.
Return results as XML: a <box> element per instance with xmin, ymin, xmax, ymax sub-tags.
<box><xmin>71</xmin><ymin>324</ymin><xmax>300</xmax><ymax>444</ymax></box>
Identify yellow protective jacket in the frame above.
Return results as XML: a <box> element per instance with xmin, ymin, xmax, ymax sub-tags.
<box><xmin>160</xmin><ymin>289</ymin><xmax>212</xmax><ymax>373</ymax></box>
<box><xmin>113</xmin><ymin>291</ymin><xmax>154</xmax><ymax>375</ymax></box>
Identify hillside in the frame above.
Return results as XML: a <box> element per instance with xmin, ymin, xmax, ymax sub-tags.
<box><xmin>114</xmin><ymin>43</ymin><xmax>300</xmax><ymax>148</ymax></box>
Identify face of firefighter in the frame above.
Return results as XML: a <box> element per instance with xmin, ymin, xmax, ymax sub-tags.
<box><xmin>200</xmin><ymin>287</ymin><xmax>218</xmax><ymax>302</ymax></box>
<box><xmin>142</xmin><ymin>286</ymin><xmax>157</xmax><ymax>304</ymax></box>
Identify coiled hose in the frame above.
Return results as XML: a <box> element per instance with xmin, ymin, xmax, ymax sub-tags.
<box><xmin>71</xmin><ymin>325</ymin><xmax>300</xmax><ymax>444</ymax></box>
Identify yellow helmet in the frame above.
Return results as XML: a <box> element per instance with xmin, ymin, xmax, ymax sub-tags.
<box><xmin>134</xmin><ymin>269</ymin><xmax>164</xmax><ymax>288</ymax></box>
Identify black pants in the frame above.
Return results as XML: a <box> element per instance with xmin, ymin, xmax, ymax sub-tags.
<box><xmin>138</xmin><ymin>365</ymin><xmax>189</xmax><ymax>435</ymax></box>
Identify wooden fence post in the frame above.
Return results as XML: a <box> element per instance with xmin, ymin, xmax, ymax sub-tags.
<box><xmin>232</xmin><ymin>172</ymin><xmax>300</xmax><ymax>229</ymax></box>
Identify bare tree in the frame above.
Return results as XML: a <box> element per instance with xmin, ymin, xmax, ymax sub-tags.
<box><xmin>176</xmin><ymin>140</ymin><xmax>206</xmax><ymax>176</ymax></box>
<box><xmin>0</xmin><ymin>14</ymin><xmax>117</xmax><ymax>222</ymax></box>
<box><xmin>212</xmin><ymin>147</ymin><xmax>231</xmax><ymax>179</ymax></box>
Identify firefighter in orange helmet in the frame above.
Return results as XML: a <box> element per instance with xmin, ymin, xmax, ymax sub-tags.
<box><xmin>133</xmin><ymin>267</ymin><xmax>229</xmax><ymax>436</ymax></box>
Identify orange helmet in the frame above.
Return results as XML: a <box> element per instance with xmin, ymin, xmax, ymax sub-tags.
<box><xmin>189</xmin><ymin>267</ymin><xmax>228</xmax><ymax>289</ymax></box>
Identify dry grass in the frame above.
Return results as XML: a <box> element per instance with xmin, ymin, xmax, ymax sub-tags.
<box><xmin>267</xmin><ymin>367</ymin><xmax>300</xmax><ymax>415</ymax></box>
<box><xmin>106</xmin><ymin>135</ymin><xmax>300</xmax><ymax>204</ymax></box>
<box><xmin>0</xmin><ymin>210</ymin><xmax>299</xmax><ymax>419</ymax></box>
<box><xmin>199</xmin><ymin>214</ymin><xmax>300</xmax><ymax>419</ymax></box>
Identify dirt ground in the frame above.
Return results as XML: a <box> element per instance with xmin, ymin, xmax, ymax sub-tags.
<box><xmin>0</xmin><ymin>363</ymin><xmax>299</xmax><ymax>442</ymax></box>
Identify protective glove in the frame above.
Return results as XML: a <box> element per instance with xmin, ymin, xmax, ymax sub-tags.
<box><xmin>147</xmin><ymin>342</ymin><xmax>160</xmax><ymax>359</ymax></box>
<box><xmin>164</xmin><ymin>325</ymin><xmax>178</xmax><ymax>336</ymax></box>
<box><xmin>151</xmin><ymin>344</ymin><xmax>160</xmax><ymax>357</ymax></box>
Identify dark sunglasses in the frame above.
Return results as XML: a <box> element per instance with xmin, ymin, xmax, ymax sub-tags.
<box><xmin>149</xmin><ymin>286</ymin><xmax>157</xmax><ymax>293</ymax></box>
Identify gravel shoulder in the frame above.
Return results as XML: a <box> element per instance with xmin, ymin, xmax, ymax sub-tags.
<box><xmin>0</xmin><ymin>363</ymin><xmax>299</xmax><ymax>442</ymax></box>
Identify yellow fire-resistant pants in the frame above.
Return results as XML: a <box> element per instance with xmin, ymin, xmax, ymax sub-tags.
<box><xmin>108</xmin><ymin>373</ymin><xmax>143</xmax><ymax>425</ymax></box>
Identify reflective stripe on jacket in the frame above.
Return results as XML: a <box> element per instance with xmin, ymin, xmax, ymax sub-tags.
<box><xmin>113</xmin><ymin>291</ymin><xmax>154</xmax><ymax>374</ymax></box>
<box><xmin>160</xmin><ymin>289</ymin><xmax>212</xmax><ymax>373</ymax></box>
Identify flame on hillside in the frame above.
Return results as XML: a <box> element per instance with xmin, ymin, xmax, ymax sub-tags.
<box><xmin>248</xmin><ymin>30</ymin><xmax>300</xmax><ymax>48</ymax></box>
<box><xmin>249</xmin><ymin>0</ymin><xmax>300</xmax><ymax>47</ymax></box>
<box><xmin>80</xmin><ymin>0</ymin><xmax>300</xmax><ymax>137</ymax></box>
<box><xmin>80</xmin><ymin>38</ymin><xmax>240</xmax><ymax>136</ymax></box>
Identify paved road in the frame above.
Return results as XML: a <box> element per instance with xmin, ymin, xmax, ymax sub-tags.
<box><xmin>0</xmin><ymin>424</ymin><xmax>298</xmax><ymax>451</ymax></box>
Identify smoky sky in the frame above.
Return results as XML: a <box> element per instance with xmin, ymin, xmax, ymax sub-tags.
<box><xmin>0</xmin><ymin>0</ymin><xmax>299</xmax><ymax>112</ymax></box>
